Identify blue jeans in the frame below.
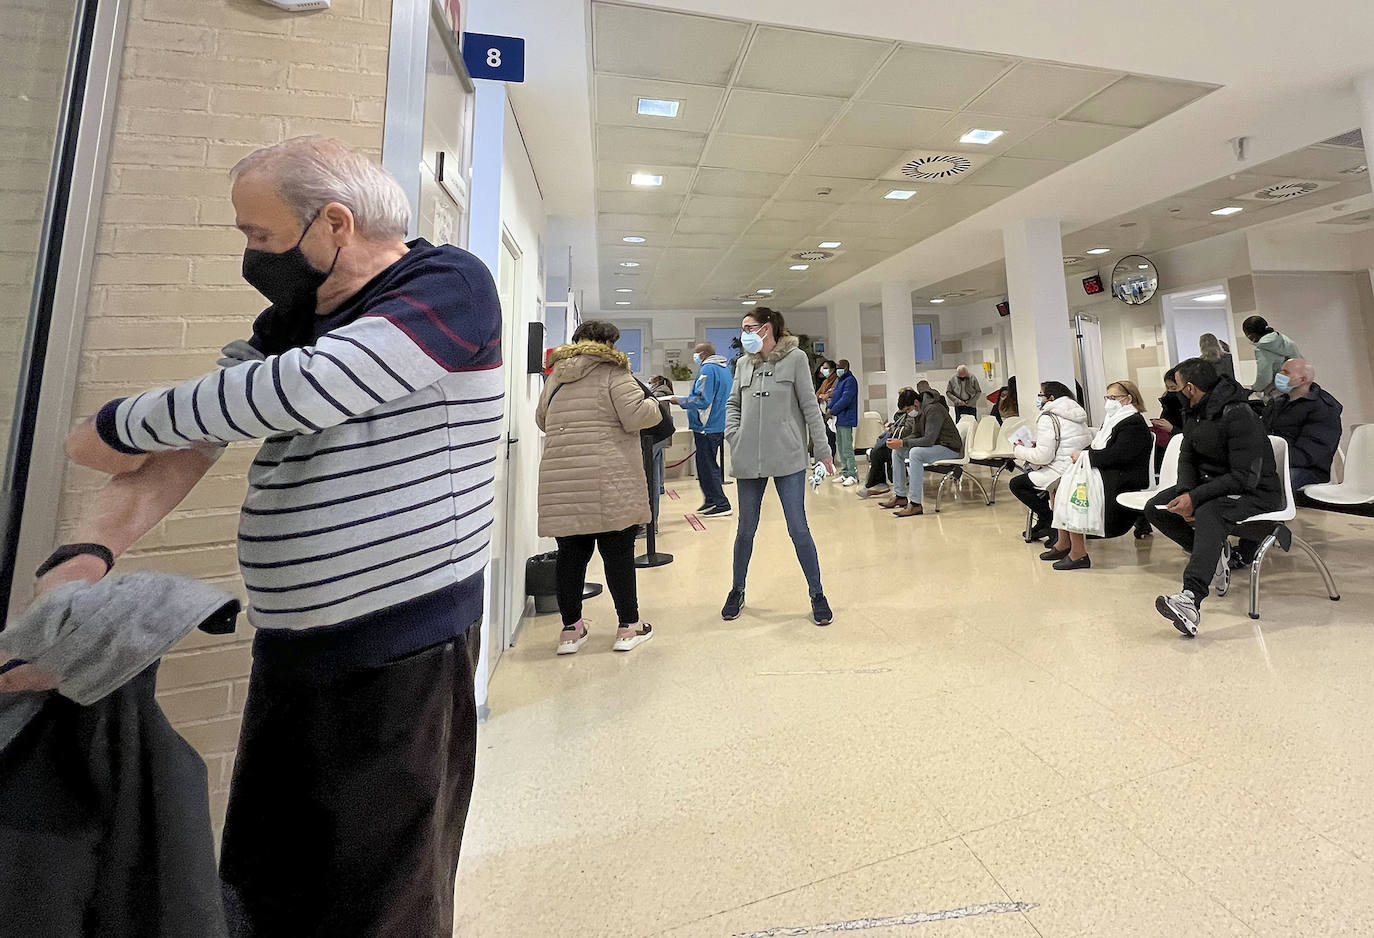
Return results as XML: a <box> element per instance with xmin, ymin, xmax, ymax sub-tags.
<box><xmin>693</xmin><ymin>431</ymin><xmax>728</xmax><ymax>509</ymax></box>
<box><xmin>732</xmin><ymin>470</ymin><xmax>823</xmax><ymax>596</ymax></box>
<box><xmin>890</xmin><ymin>444</ymin><xmax>960</xmax><ymax>503</ymax></box>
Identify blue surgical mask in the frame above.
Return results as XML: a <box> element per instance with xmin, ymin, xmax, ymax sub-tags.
<box><xmin>740</xmin><ymin>330</ymin><xmax>763</xmax><ymax>354</ymax></box>
<box><xmin>1274</xmin><ymin>372</ymin><xmax>1293</xmax><ymax>393</ymax></box>
<box><xmin>693</xmin><ymin>352</ymin><xmax>702</xmax><ymax>366</ymax></box>
<box><xmin>837</xmin><ymin>368</ymin><xmax>847</xmax><ymax>377</ymax></box>
<box><xmin>1035</xmin><ymin>395</ymin><xmax>1047</xmax><ymax>410</ymax></box>
<box><xmin>820</xmin><ymin>367</ymin><xmax>831</xmax><ymax>377</ymax></box>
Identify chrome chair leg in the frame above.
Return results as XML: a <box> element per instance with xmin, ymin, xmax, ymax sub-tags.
<box><xmin>1290</xmin><ymin>533</ymin><xmax>1341</xmax><ymax>602</ymax></box>
<box><xmin>933</xmin><ymin>473</ymin><xmax>951</xmax><ymax>512</ymax></box>
<box><xmin>1248</xmin><ymin>531</ymin><xmax>1281</xmax><ymax>620</ymax></box>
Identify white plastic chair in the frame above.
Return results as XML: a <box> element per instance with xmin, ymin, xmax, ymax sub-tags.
<box><xmin>1117</xmin><ymin>434</ymin><xmax>1184</xmax><ymax>513</ymax></box>
<box><xmin>969</xmin><ymin>416</ymin><xmax>1024</xmax><ymax>504</ymax></box>
<box><xmin>1303</xmin><ymin>424</ymin><xmax>1374</xmax><ymax>506</ymax></box>
<box><xmin>1230</xmin><ymin>436</ymin><xmax>1341</xmax><ymax>619</ymax></box>
<box><xmin>931</xmin><ymin>417</ymin><xmax>991</xmax><ymax>511</ymax></box>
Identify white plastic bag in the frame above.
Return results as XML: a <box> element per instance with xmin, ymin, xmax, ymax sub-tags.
<box><xmin>1053</xmin><ymin>451</ymin><xmax>1105</xmax><ymax>536</ymax></box>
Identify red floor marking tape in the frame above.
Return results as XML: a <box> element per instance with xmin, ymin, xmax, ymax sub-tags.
<box><xmin>666</xmin><ymin>489</ymin><xmax>680</xmax><ymax>500</ymax></box>
<box><xmin>686</xmin><ymin>514</ymin><xmax>706</xmax><ymax>531</ymax></box>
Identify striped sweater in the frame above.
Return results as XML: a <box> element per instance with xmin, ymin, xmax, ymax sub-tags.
<box><xmin>96</xmin><ymin>241</ymin><xmax>504</xmax><ymax>655</ymax></box>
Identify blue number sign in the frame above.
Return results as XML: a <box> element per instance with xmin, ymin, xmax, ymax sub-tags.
<box><xmin>462</xmin><ymin>33</ymin><xmax>525</xmax><ymax>83</ymax></box>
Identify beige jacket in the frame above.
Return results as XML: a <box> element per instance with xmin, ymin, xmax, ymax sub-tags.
<box><xmin>535</xmin><ymin>342</ymin><xmax>664</xmax><ymax>538</ymax></box>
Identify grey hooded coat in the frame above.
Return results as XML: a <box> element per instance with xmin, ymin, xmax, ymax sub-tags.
<box><xmin>726</xmin><ymin>335</ymin><xmax>832</xmax><ymax>479</ymax></box>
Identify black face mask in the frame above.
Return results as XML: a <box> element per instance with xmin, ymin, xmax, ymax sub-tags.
<box><xmin>241</xmin><ymin>213</ymin><xmax>340</xmax><ymax>310</ymax></box>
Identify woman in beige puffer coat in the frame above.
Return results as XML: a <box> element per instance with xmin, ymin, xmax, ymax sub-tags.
<box><xmin>535</xmin><ymin>320</ymin><xmax>665</xmax><ymax>656</ymax></box>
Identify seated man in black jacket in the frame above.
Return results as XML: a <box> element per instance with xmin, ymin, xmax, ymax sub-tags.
<box><xmin>1263</xmin><ymin>358</ymin><xmax>1343</xmax><ymax>489</ymax></box>
<box><xmin>1145</xmin><ymin>358</ymin><xmax>1282</xmax><ymax>636</ymax></box>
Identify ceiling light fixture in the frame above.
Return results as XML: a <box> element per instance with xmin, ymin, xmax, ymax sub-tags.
<box><xmin>615</xmin><ymin>288</ymin><xmax>633</xmax><ymax>293</ymax></box>
<box><xmin>756</xmin><ymin>288</ymin><xmax>774</xmax><ymax>294</ymax></box>
<box><xmin>1086</xmin><ymin>247</ymin><xmax>1111</xmax><ymax>255</ymax></box>
<box><xmin>1211</xmin><ymin>206</ymin><xmax>1244</xmax><ymax>216</ymax></box>
<box><xmin>618</xmin><ymin>261</ymin><xmax>640</xmax><ymax>268</ymax></box>
<box><xmin>1195</xmin><ymin>293</ymin><xmax>1228</xmax><ymax>303</ymax></box>
<box><xmin>637</xmin><ymin>98</ymin><xmax>680</xmax><ymax>118</ymax></box>
<box><xmin>630</xmin><ymin>173</ymin><xmax>663</xmax><ymax>187</ymax></box>
<box><xmin>959</xmin><ymin>128</ymin><xmax>1005</xmax><ymax>145</ymax></box>
<box><xmin>884</xmin><ymin>189</ymin><xmax>917</xmax><ymax>200</ymax></box>
<box><xmin>622</xmin><ymin>236</ymin><xmax>646</xmax><ymax>243</ymax></box>
<box><xmin>789</xmin><ymin>264</ymin><xmax>810</xmax><ymax>271</ymax></box>
<box><xmin>929</xmin><ymin>298</ymin><xmax>946</xmax><ymax>304</ymax></box>
<box><xmin>615</xmin><ymin>301</ymin><xmax>632</xmax><ymax>305</ymax></box>
<box><xmin>741</xmin><ymin>300</ymin><xmax>756</xmax><ymax>306</ymax></box>
<box><xmin>817</xmin><ymin>241</ymin><xmax>842</xmax><ymax>249</ymax></box>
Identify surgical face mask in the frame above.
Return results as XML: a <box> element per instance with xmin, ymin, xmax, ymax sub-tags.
<box><xmin>693</xmin><ymin>352</ymin><xmax>702</xmax><ymax>366</ymax></box>
<box><xmin>1103</xmin><ymin>398</ymin><xmax>1127</xmax><ymax>417</ymax></box>
<box><xmin>837</xmin><ymin>368</ymin><xmax>847</xmax><ymax>377</ymax></box>
<box><xmin>820</xmin><ymin>367</ymin><xmax>831</xmax><ymax>377</ymax></box>
<box><xmin>1035</xmin><ymin>395</ymin><xmax>1047</xmax><ymax>410</ymax></box>
<box><xmin>1274</xmin><ymin>372</ymin><xmax>1293</xmax><ymax>393</ymax></box>
<box><xmin>740</xmin><ymin>330</ymin><xmax>764</xmax><ymax>354</ymax></box>
<box><xmin>241</xmin><ymin>212</ymin><xmax>339</xmax><ymax>310</ymax></box>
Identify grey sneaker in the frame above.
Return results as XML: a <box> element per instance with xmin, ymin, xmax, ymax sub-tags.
<box><xmin>1156</xmin><ymin>590</ymin><xmax>1201</xmax><ymax>637</ymax></box>
<box><xmin>856</xmin><ymin>483</ymin><xmax>889</xmax><ymax>498</ymax></box>
<box><xmin>811</xmin><ymin>592</ymin><xmax>833</xmax><ymax>626</ymax></box>
<box><xmin>1213</xmin><ymin>542</ymin><xmax>1232</xmax><ymax>598</ymax></box>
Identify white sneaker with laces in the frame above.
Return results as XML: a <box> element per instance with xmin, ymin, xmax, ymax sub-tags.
<box><xmin>842</xmin><ymin>476</ymin><xmax>858</xmax><ymax>487</ymax></box>
<box><xmin>1213</xmin><ymin>542</ymin><xmax>1232</xmax><ymax>597</ymax></box>
<box><xmin>557</xmin><ymin>622</ymin><xmax>589</xmax><ymax>655</ymax></box>
<box><xmin>613</xmin><ymin>622</ymin><xmax>653</xmax><ymax>652</ymax></box>
<box><xmin>1155</xmin><ymin>590</ymin><xmax>1201</xmax><ymax>637</ymax></box>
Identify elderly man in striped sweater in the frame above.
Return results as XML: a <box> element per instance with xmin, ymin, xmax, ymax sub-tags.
<box><xmin>53</xmin><ymin>136</ymin><xmax>503</xmax><ymax>936</ymax></box>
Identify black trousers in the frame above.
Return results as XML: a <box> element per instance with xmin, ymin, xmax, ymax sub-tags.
<box><xmin>1009</xmin><ymin>472</ymin><xmax>1054</xmax><ymax>533</ymax></box>
<box><xmin>955</xmin><ymin>405</ymin><xmax>977</xmax><ymax>421</ymax></box>
<box><xmin>865</xmin><ymin>444</ymin><xmax>893</xmax><ymax>488</ymax></box>
<box><xmin>555</xmin><ymin>526</ymin><xmax>639</xmax><ymax>627</ymax></box>
<box><xmin>220</xmin><ymin>630</ymin><xmax>480</xmax><ymax>938</ymax></box>
<box><xmin>1144</xmin><ymin>485</ymin><xmax>1278</xmax><ymax>602</ymax></box>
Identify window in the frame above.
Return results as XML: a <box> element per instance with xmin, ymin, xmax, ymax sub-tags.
<box><xmin>705</xmin><ymin>327</ymin><xmax>741</xmax><ymax>363</ymax></box>
<box><xmin>913</xmin><ymin>323</ymin><xmax>935</xmax><ymax>363</ymax></box>
<box><xmin>619</xmin><ymin>328</ymin><xmax>643</xmax><ymax>374</ymax></box>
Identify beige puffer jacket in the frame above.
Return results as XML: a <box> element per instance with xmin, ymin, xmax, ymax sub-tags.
<box><xmin>536</xmin><ymin>342</ymin><xmax>665</xmax><ymax>538</ymax></box>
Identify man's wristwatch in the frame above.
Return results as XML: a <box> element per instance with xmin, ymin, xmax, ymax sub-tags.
<box><xmin>35</xmin><ymin>543</ymin><xmax>116</xmax><ymax>579</ymax></box>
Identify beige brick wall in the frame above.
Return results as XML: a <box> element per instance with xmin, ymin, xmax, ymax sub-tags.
<box><xmin>58</xmin><ymin>0</ymin><xmax>393</xmax><ymax>835</ymax></box>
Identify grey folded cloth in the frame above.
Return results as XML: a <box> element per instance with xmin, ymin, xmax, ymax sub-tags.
<box><xmin>218</xmin><ymin>338</ymin><xmax>265</xmax><ymax>369</ymax></box>
<box><xmin>0</xmin><ymin>572</ymin><xmax>239</xmax><ymax>750</ymax></box>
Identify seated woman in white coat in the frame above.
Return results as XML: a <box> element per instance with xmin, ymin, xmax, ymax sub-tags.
<box><xmin>1008</xmin><ymin>380</ymin><xmax>1094</xmax><ymax>542</ymax></box>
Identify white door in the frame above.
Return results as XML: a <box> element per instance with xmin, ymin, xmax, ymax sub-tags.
<box><xmin>1074</xmin><ymin>314</ymin><xmax>1107</xmax><ymax>424</ymax></box>
<box><xmin>488</xmin><ymin>233</ymin><xmax>525</xmax><ymax>677</ymax></box>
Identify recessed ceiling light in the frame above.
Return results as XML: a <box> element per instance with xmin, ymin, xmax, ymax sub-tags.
<box><xmin>622</xmin><ymin>236</ymin><xmax>646</xmax><ymax>243</ymax></box>
<box><xmin>817</xmin><ymin>241</ymin><xmax>842</xmax><ymax>249</ymax></box>
<box><xmin>959</xmin><ymin>128</ymin><xmax>1004</xmax><ymax>145</ymax></box>
<box><xmin>1211</xmin><ymin>206</ymin><xmax>1244</xmax><ymax>216</ymax></box>
<box><xmin>630</xmin><ymin>173</ymin><xmax>663</xmax><ymax>187</ymax></box>
<box><xmin>1138</xmin><ymin>264</ymin><xmax>1150</xmax><ymax>270</ymax></box>
<box><xmin>1195</xmin><ymin>293</ymin><xmax>1228</xmax><ymax>303</ymax></box>
<box><xmin>618</xmin><ymin>261</ymin><xmax>640</xmax><ymax>268</ymax></box>
<box><xmin>1086</xmin><ymin>248</ymin><xmax>1111</xmax><ymax>255</ymax></box>
<box><xmin>929</xmin><ymin>298</ymin><xmax>946</xmax><ymax>304</ymax></box>
<box><xmin>756</xmin><ymin>288</ymin><xmax>774</xmax><ymax>294</ymax></box>
<box><xmin>884</xmin><ymin>189</ymin><xmax>917</xmax><ymax>200</ymax></box>
<box><xmin>789</xmin><ymin>264</ymin><xmax>810</xmax><ymax>271</ymax></box>
<box><xmin>615</xmin><ymin>301</ymin><xmax>632</xmax><ymax>305</ymax></box>
<box><xmin>637</xmin><ymin>97</ymin><xmax>680</xmax><ymax>118</ymax></box>
<box><xmin>615</xmin><ymin>288</ymin><xmax>633</xmax><ymax>293</ymax></box>
<box><xmin>741</xmin><ymin>300</ymin><xmax>756</xmax><ymax>306</ymax></box>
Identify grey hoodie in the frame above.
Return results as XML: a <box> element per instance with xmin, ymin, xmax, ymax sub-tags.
<box><xmin>726</xmin><ymin>335</ymin><xmax>832</xmax><ymax>479</ymax></box>
<box><xmin>1251</xmin><ymin>330</ymin><xmax>1301</xmax><ymax>394</ymax></box>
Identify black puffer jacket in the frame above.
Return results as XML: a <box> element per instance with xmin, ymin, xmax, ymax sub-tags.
<box><xmin>1085</xmin><ymin>412</ymin><xmax>1153</xmax><ymax>537</ymax></box>
<box><xmin>1262</xmin><ymin>383</ymin><xmax>1343</xmax><ymax>483</ymax></box>
<box><xmin>1178</xmin><ymin>375</ymin><xmax>1282</xmax><ymax>508</ymax></box>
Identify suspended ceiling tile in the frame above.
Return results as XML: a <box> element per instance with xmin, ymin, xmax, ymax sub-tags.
<box><xmin>675</xmin><ymin>213</ymin><xmax>752</xmax><ymax>235</ymax></box>
<box><xmin>1005</xmin><ymin>121</ymin><xmax>1132</xmax><ymax>161</ymax></box>
<box><xmin>596</xmin><ymin>161</ymin><xmax>695</xmax><ymax>194</ymax></box>
<box><xmin>825</xmin><ymin>102</ymin><xmax>955</xmax><ymax>149</ymax></box>
<box><xmin>681</xmin><ymin>194</ymin><xmax>769</xmax><ymax>218</ymax></box>
<box><xmin>592</xmin><ymin>3</ymin><xmax>748</xmax><ymax>86</ymax></box>
<box><xmin>1250</xmin><ymin>145</ymin><xmax>1372</xmax><ymax>183</ymax></box>
<box><xmin>800</xmin><ymin>143</ymin><xmax>907</xmax><ymax>179</ymax></box>
<box><xmin>774</xmin><ymin>175</ymin><xmax>873</xmax><ymax>202</ymax></box>
<box><xmin>735</xmin><ymin>26</ymin><xmax>891</xmax><ymax>99</ymax></box>
<box><xmin>744</xmin><ymin>219</ymin><xmax>813</xmax><ymax>240</ymax></box>
<box><xmin>968</xmin><ymin>62</ymin><xmax>1122</xmax><ymax>120</ymax></box>
<box><xmin>828</xmin><ymin>195</ymin><xmax>926</xmax><ymax>224</ymax></box>
<box><xmin>936</xmin><ymin>112</ymin><xmax>1054</xmax><ymax>156</ymax></box>
<box><xmin>692</xmin><ymin>167</ymin><xmax>789</xmax><ymax>198</ymax></box>
<box><xmin>1065</xmin><ymin>75</ymin><xmax>1215</xmax><ymax>128</ymax></box>
<box><xmin>669</xmin><ymin>232</ymin><xmax>728</xmax><ymax>249</ymax></box>
<box><xmin>597</xmin><ymin>190</ymin><xmax>686</xmax><ymax>215</ymax></box>
<box><xmin>758</xmin><ymin>200</ymin><xmax>841</xmax><ymax>224</ymax></box>
<box><xmin>596</xmin><ymin>213</ymin><xmax>677</xmax><ymax>233</ymax></box>
<box><xmin>701</xmin><ymin>133</ymin><xmax>812</xmax><ymax>174</ymax></box>
<box><xmin>925</xmin><ymin>183</ymin><xmax>1018</xmax><ymax>212</ymax></box>
<box><xmin>593</xmin><ymin>76</ymin><xmax>726</xmax><ymax>135</ymax></box>
<box><xmin>596</xmin><ymin>125</ymin><xmax>708</xmax><ymax>166</ymax></box>
<box><xmin>718</xmin><ymin>89</ymin><xmax>846</xmax><ymax>140</ymax></box>
<box><xmin>965</xmin><ymin>156</ymin><xmax>1069</xmax><ymax>188</ymax></box>
<box><xmin>861</xmin><ymin>45</ymin><xmax>1014</xmax><ymax>110</ymax></box>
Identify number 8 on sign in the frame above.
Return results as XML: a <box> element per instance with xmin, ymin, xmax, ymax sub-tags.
<box><xmin>486</xmin><ymin>48</ymin><xmax>501</xmax><ymax>68</ymax></box>
<box><xmin>462</xmin><ymin>32</ymin><xmax>525</xmax><ymax>83</ymax></box>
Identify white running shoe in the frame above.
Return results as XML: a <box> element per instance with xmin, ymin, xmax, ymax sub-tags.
<box><xmin>1213</xmin><ymin>542</ymin><xmax>1232</xmax><ymax>598</ymax></box>
<box><xmin>613</xmin><ymin>622</ymin><xmax>653</xmax><ymax>652</ymax></box>
<box><xmin>556</xmin><ymin>622</ymin><xmax>589</xmax><ymax>655</ymax></box>
<box><xmin>842</xmin><ymin>476</ymin><xmax>858</xmax><ymax>487</ymax></box>
<box><xmin>1156</xmin><ymin>590</ymin><xmax>1201</xmax><ymax>637</ymax></box>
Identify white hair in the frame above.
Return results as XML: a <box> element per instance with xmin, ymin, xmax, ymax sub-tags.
<box><xmin>230</xmin><ymin>136</ymin><xmax>410</xmax><ymax>241</ymax></box>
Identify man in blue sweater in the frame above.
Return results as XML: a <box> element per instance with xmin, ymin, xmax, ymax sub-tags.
<box><xmin>672</xmin><ymin>342</ymin><xmax>732</xmax><ymax>516</ymax></box>
<box><xmin>827</xmin><ymin>359</ymin><xmax>861</xmax><ymax>485</ymax></box>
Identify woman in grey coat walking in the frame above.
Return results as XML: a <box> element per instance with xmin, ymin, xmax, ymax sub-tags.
<box><xmin>721</xmin><ymin>308</ymin><xmax>836</xmax><ymax>626</ymax></box>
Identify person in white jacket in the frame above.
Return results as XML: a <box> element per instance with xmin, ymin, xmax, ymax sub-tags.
<box><xmin>1008</xmin><ymin>380</ymin><xmax>1094</xmax><ymax>542</ymax></box>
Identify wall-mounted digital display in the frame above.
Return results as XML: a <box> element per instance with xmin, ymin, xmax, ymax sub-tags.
<box><xmin>995</xmin><ymin>300</ymin><xmax>1010</xmax><ymax>317</ymax></box>
<box><xmin>1083</xmin><ymin>274</ymin><xmax>1105</xmax><ymax>295</ymax></box>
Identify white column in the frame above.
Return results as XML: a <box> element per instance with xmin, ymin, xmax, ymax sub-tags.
<box><xmin>1356</xmin><ymin>70</ymin><xmax>1374</xmax><ymax>198</ymax></box>
<box><xmin>826</xmin><ymin>298</ymin><xmax>864</xmax><ymax>410</ymax></box>
<box><xmin>1003</xmin><ymin>218</ymin><xmax>1075</xmax><ymax>400</ymax></box>
<box><xmin>880</xmin><ymin>281</ymin><xmax>917</xmax><ymax>414</ymax></box>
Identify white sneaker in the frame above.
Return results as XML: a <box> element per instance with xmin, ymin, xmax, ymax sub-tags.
<box><xmin>842</xmin><ymin>476</ymin><xmax>858</xmax><ymax>487</ymax></box>
<box><xmin>1155</xmin><ymin>590</ymin><xmax>1201</xmax><ymax>637</ymax></box>
<box><xmin>1213</xmin><ymin>542</ymin><xmax>1232</xmax><ymax>598</ymax></box>
<box><xmin>613</xmin><ymin>622</ymin><xmax>653</xmax><ymax>652</ymax></box>
<box><xmin>830</xmin><ymin>473</ymin><xmax>847</xmax><ymax>483</ymax></box>
<box><xmin>556</xmin><ymin>622</ymin><xmax>589</xmax><ymax>655</ymax></box>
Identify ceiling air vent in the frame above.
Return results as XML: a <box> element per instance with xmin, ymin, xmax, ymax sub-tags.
<box><xmin>789</xmin><ymin>250</ymin><xmax>834</xmax><ymax>262</ymax></box>
<box><xmin>736</xmin><ymin>292</ymin><xmax>772</xmax><ymax>301</ymax></box>
<box><xmin>1338</xmin><ymin>163</ymin><xmax>1369</xmax><ymax>177</ymax></box>
<box><xmin>939</xmin><ymin>289</ymin><xmax>978</xmax><ymax>299</ymax></box>
<box><xmin>899</xmin><ymin>153</ymin><xmax>974</xmax><ymax>180</ymax></box>
<box><xmin>1321</xmin><ymin>129</ymin><xmax>1364</xmax><ymax>149</ymax></box>
<box><xmin>1238</xmin><ymin>179</ymin><xmax>1335</xmax><ymax>202</ymax></box>
<box><xmin>1063</xmin><ymin>255</ymin><xmax>1085</xmax><ymax>266</ymax></box>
